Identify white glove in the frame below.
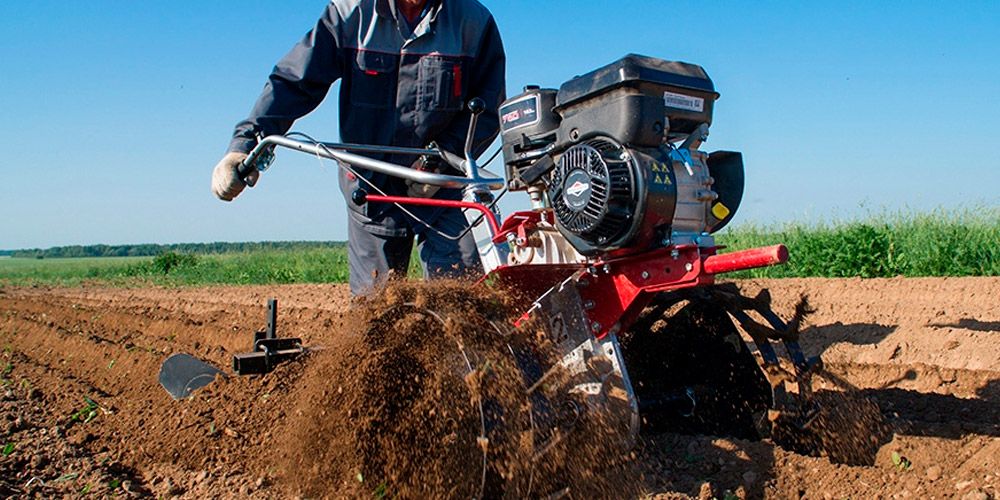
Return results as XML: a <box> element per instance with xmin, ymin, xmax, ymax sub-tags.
<box><xmin>211</xmin><ymin>152</ymin><xmax>258</xmax><ymax>202</ymax></box>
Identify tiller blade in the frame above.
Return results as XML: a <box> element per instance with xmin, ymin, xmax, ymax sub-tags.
<box><xmin>158</xmin><ymin>353</ymin><xmax>225</xmax><ymax>400</ymax></box>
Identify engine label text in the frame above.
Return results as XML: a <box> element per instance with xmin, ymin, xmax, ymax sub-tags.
<box><xmin>664</xmin><ymin>91</ymin><xmax>704</xmax><ymax>113</ymax></box>
<box><xmin>500</xmin><ymin>96</ymin><xmax>540</xmax><ymax>131</ymax></box>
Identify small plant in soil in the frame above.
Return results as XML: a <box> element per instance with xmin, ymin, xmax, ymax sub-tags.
<box><xmin>2</xmin><ymin>442</ymin><xmax>14</xmax><ymax>456</ymax></box>
<box><xmin>891</xmin><ymin>451</ymin><xmax>912</xmax><ymax>471</ymax></box>
<box><xmin>69</xmin><ymin>396</ymin><xmax>100</xmax><ymax>424</ymax></box>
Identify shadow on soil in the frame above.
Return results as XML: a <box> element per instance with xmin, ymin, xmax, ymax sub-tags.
<box><xmin>641</xmin><ymin>378</ymin><xmax>1000</xmax><ymax>498</ymax></box>
<box><xmin>800</xmin><ymin>320</ymin><xmax>999</xmax><ymax>439</ymax></box>
<box><xmin>863</xmin><ymin>377</ymin><xmax>1000</xmax><ymax>439</ymax></box>
<box><xmin>640</xmin><ymin>369</ymin><xmax>1000</xmax><ymax>497</ymax></box>
<box><xmin>799</xmin><ymin>322</ymin><xmax>898</xmax><ymax>357</ymax></box>
<box><xmin>929</xmin><ymin>318</ymin><xmax>1000</xmax><ymax>333</ymax></box>
<box><xmin>640</xmin><ymin>432</ymin><xmax>777</xmax><ymax>499</ymax></box>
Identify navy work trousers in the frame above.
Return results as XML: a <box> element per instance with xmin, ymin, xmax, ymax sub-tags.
<box><xmin>347</xmin><ymin>205</ymin><xmax>480</xmax><ymax>296</ymax></box>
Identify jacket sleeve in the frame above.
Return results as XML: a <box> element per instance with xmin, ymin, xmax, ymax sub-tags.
<box><xmin>228</xmin><ymin>5</ymin><xmax>344</xmax><ymax>154</ymax></box>
<box><xmin>435</xmin><ymin>16</ymin><xmax>506</xmax><ymax>162</ymax></box>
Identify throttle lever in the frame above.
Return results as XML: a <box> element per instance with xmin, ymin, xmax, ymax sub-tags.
<box><xmin>463</xmin><ymin>97</ymin><xmax>486</xmax><ymax>179</ymax></box>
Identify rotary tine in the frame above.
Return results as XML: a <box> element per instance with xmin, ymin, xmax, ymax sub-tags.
<box><xmin>712</xmin><ymin>285</ymin><xmax>822</xmax><ymax>431</ymax></box>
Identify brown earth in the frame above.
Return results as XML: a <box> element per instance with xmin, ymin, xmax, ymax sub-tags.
<box><xmin>0</xmin><ymin>277</ymin><xmax>997</xmax><ymax>499</ymax></box>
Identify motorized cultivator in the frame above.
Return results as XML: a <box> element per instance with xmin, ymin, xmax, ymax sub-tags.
<box><xmin>162</xmin><ymin>54</ymin><xmax>825</xmax><ymax>495</ymax></box>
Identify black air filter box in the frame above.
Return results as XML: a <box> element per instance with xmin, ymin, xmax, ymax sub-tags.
<box><xmin>554</xmin><ymin>54</ymin><xmax>719</xmax><ymax>147</ymax></box>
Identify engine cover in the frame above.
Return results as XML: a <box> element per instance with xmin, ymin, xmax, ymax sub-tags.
<box><xmin>549</xmin><ymin>138</ymin><xmax>676</xmax><ymax>255</ymax></box>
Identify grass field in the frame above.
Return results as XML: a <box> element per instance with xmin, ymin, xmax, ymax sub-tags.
<box><xmin>717</xmin><ymin>209</ymin><xmax>999</xmax><ymax>278</ymax></box>
<box><xmin>0</xmin><ymin>250</ymin><xmax>350</xmax><ymax>287</ymax></box>
<box><xmin>0</xmin><ymin>256</ymin><xmax>149</xmax><ymax>285</ymax></box>
<box><xmin>2</xmin><ymin>210</ymin><xmax>996</xmax><ymax>287</ymax></box>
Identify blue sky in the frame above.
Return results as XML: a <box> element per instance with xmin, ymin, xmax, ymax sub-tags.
<box><xmin>1</xmin><ymin>1</ymin><xmax>998</xmax><ymax>249</ymax></box>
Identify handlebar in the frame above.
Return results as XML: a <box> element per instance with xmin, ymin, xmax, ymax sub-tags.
<box><xmin>238</xmin><ymin>99</ymin><xmax>502</xmax><ymax>191</ymax></box>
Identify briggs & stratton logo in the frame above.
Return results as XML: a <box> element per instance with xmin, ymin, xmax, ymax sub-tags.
<box><xmin>566</xmin><ymin>180</ymin><xmax>590</xmax><ymax>198</ymax></box>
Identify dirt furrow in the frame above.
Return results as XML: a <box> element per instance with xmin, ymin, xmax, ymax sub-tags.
<box><xmin>0</xmin><ymin>278</ymin><xmax>996</xmax><ymax>499</ymax></box>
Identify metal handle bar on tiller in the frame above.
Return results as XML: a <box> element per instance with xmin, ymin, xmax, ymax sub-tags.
<box><xmin>237</xmin><ymin>98</ymin><xmax>504</xmax><ymax>190</ymax></box>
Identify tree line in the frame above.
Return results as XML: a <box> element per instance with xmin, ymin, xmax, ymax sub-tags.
<box><xmin>5</xmin><ymin>241</ymin><xmax>346</xmax><ymax>259</ymax></box>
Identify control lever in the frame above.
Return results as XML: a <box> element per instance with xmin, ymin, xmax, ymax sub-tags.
<box><xmin>463</xmin><ymin>97</ymin><xmax>486</xmax><ymax>180</ymax></box>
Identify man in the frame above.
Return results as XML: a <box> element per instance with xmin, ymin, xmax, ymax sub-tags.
<box><xmin>210</xmin><ymin>0</ymin><xmax>506</xmax><ymax>295</ymax></box>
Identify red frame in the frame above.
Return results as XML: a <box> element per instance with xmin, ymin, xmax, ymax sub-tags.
<box><xmin>365</xmin><ymin>195</ymin><xmax>788</xmax><ymax>337</ymax></box>
<box><xmin>364</xmin><ymin>194</ymin><xmax>502</xmax><ymax>236</ymax></box>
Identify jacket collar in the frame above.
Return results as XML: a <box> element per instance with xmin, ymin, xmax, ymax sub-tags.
<box><xmin>376</xmin><ymin>0</ymin><xmax>443</xmax><ymax>27</ymax></box>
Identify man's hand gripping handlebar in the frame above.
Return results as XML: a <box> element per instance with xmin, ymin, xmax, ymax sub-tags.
<box><xmin>229</xmin><ymin>98</ymin><xmax>502</xmax><ymax>197</ymax></box>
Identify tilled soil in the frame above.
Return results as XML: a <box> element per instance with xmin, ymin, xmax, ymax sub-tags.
<box><xmin>0</xmin><ymin>277</ymin><xmax>997</xmax><ymax>499</ymax></box>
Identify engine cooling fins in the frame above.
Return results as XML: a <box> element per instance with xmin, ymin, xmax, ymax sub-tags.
<box><xmin>549</xmin><ymin>138</ymin><xmax>640</xmax><ymax>254</ymax></box>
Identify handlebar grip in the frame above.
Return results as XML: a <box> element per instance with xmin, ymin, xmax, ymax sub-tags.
<box><xmin>236</xmin><ymin>158</ymin><xmax>256</xmax><ymax>183</ymax></box>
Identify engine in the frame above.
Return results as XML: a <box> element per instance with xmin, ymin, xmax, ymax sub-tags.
<box><xmin>500</xmin><ymin>54</ymin><xmax>745</xmax><ymax>257</ymax></box>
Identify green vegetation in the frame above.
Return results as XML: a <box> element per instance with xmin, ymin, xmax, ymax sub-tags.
<box><xmin>5</xmin><ymin>241</ymin><xmax>344</xmax><ymax>259</ymax></box>
<box><xmin>891</xmin><ymin>451</ymin><xmax>913</xmax><ymax>471</ymax></box>
<box><xmin>69</xmin><ymin>396</ymin><xmax>101</xmax><ymax>424</ymax></box>
<box><xmin>0</xmin><ymin>256</ymin><xmax>147</xmax><ymax>285</ymax></box>
<box><xmin>0</xmin><ymin>248</ymin><xmax>350</xmax><ymax>287</ymax></box>
<box><xmin>717</xmin><ymin>209</ymin><xmax>999</xmax><ymax>278</ymax></box>
<box><xmin>0</xmin><ymin>209</ymin><xmax>995</xmax><ymax>287</ymax></box>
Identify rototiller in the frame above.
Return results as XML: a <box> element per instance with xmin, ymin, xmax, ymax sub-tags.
<box><xmin>161</xmin><ymin>54</ymin><xmax>822</xmax><ymax>493</ymax></box>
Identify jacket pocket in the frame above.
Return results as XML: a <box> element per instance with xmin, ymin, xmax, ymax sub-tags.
<box><xmin>418</xmin><ymin>56</ymin><xmax>463</xmax><ymax>111</ymax></box>
<box><xmin>349</xmin><ymin>51</ymin><xmax>397</xmax><ymax>109</ymax></box>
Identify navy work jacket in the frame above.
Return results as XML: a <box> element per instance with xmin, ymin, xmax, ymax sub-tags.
<box><xmin>230</xmin><ymin>0</ymin><xmax>506</xmax><ymax>236</ymax></box>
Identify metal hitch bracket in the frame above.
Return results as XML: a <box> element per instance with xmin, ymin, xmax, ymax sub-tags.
<box><xmin>232</xmin><ymin>298</ymin><xmax>305</xmax><ymax>375</ymax></box>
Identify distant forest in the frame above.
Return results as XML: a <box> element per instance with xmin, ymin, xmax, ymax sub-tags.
<box><xmin>4</xmin><ymin>241</ymin><xmax>346</xmax><ymax>259</ymax></box>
